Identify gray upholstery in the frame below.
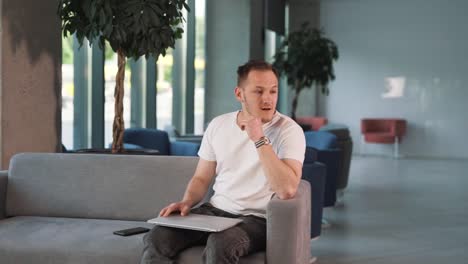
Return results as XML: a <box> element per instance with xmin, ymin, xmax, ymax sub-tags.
<box><xmin>267</xmin><ymin>182</ymin><xmax>311</xmax><ymax>264</ymax></box>
<box><xmin>6</xmin><ymin>153</ymin><xmax>198</xmax><ymax>221</ymax></box>
<box><xmin>0</xmin><ymin>153</ymin><xmax>311</xmax><ymax>264</ymax></box>
<box><xmin>320</xmin><ymin>124</ymin><xmax>353</xmax><ymax>190</ymax></box>
<box><xmin>0</xmin><ymin>216</ymin><xmax>154</xmax><ymax>264</ymax></box>
<box><xmin>0</xmin><ymin>171</ymin><xmax>7</xmax><ymax>219</ymax></box>
<box><xmin>176</xmin><ymin>183</ymin><xmax>311</xmax><ymax>264</ymax></box>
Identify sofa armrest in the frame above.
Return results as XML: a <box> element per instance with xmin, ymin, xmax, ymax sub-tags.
<box><xmin>170</xmin><ymin>141</ymin><xmax>200</xmax><ymax>156</ymax></box>
<box><xmin>308</xmin><ymin>147</ymin><xmax>341</xmax><ymax>206</ymax></box>
<box><xmin>266</xmin><ymin>180</ymin><xmax>311</xmax><ymax>264</ymax></box>
<box><xmin>0</xmin><ymin>170</ymin><xmax>8</xmax><ymax>219</ymax></box>
<box><xmin>361</xmin><ymin>119</ymin><xmax>375</xmax><ymax>133</ymax></box>
<box><xmin>394</xmin><ymin>120</ymin><xmax>407</xmax><ymax>137</ymax></box>
<box><xmin>304</xmin><ymin>147</ymin><xmax>318</xmax><ymax>163</ymax></box>
<box><xmin>302</xmin><ymin>162</ymin><xmax>326</xmax><ymax>238</ymax></box>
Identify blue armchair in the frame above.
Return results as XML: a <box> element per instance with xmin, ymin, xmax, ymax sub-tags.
<box><xmin>302</xmin><ymin>150</ymin><xmax>326</xmax><ymax>239</ymax></box>
<box><xmin>304</xmin><ymin>131</ymin><xmax>341</xmax><ymax>208</ymax></box>
<box><xmin>123</xmin><ymin>128</ymin><xmax>200</xmax><ymax>156</ymax></box>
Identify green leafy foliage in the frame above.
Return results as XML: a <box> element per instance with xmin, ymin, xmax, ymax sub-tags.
<box><xmin>58</xmin><ymin>0</ymin><xmax>189</xmax><ymax>60</ymax></box>
<box><xmin>273</xmin><ymin>23</ymin><xmax>339</xmax><ymax>95</ymax></box>
<box><xmin>62</xmin><ymin>36</ymin><xmax>74</xmax><ymax>64</ymax></box>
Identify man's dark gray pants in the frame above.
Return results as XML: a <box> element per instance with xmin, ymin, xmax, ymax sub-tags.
<box><xmin>140</xmin><ymin>203</ymin><xmax>266</xmax><ymax>264</ymax></box>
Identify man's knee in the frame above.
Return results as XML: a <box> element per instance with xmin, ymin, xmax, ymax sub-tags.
<box><xmin>144</xmin><ymin>226</ymin><xmax>180</xmax><ymax>258</ymax></box>
<box><xmin>203</xmin><ymin>231</ymin><xmax>249</xmax><ymax>263</ymax></box>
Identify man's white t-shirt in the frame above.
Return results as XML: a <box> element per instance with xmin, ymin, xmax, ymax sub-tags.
<box><xmin>197</xmin><ymin>111</ymin><xmax>306</xmax><ymax>218</ymax></box>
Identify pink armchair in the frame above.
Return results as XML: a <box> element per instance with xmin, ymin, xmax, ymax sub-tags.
<box><xmin>296</xmin><ymin>117</ymin><xmax>328</xmax><ymax>131</ymax></box>
<box><xmin>360</xmin><ymin>118</ymin><xmax>407</xmax><ymax>158</ymax></box>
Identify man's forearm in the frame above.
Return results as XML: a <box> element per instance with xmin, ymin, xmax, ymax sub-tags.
<box><xmin>182</xmin><ymin>177</ymin><xmax>211</xmax><ymax>207</ymax></box>
<box><xmin>257</xmin><ymin>145</ymin><xmax>300</xmax><ymax>199</ymax></box>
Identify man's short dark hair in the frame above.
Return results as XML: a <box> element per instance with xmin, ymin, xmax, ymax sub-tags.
<box><xmin>237</xmin><ymin>60</ymin><xmax>278</xmax><ymax>86</ymax></box>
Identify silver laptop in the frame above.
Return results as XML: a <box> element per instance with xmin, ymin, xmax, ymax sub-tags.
<box><xmin>147</xmin><ymin>214</ymin><xmax>243</xmax><ymax>232</ymax></box>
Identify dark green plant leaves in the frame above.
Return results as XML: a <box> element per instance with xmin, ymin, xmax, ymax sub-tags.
<box><xmin>57</xmin><ymin>0</ymin><xmax>189</xmax><ymax>60</ymax></box>
<box><xmin>273</xmin><ymin>22</ymin><xmax>339</xmax><ymax>95</ymax></box>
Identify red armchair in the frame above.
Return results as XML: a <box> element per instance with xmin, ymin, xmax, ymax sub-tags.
<box><xmin>296</xmin><ymin>117</ymin><xmax>328</xmax><ymax>131</ymax></box>
<box><xmin>360</xmin><ymin>118</ymin><xmax>407</xmax><ymax>158</ymax></box>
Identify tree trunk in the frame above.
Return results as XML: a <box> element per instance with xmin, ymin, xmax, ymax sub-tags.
<box><xmin>111</xmin><ymin>49</ymin><xmax>126</xmax><ymax>153</ymax></box>
<box><xmin>291</xmin><ymin>79</ymin><xmax>302</xmax><ymax>120</ymax></box>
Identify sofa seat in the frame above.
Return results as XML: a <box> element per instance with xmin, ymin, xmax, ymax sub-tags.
<box><xmin>0</xmin><ymin>216</ymin><xmax>266</xmax><ymax>264</ymax></box>
<box><xmin>0</xmin><ymin>216</ymin><xmax>154</xmax><ymax>264</ymax></box>
<box><xmin>0</xmin><ymin>153</ymin><xmax>313</xmax><ymax>264</ymax></box>
<box><xmin>364</xmin><ymin>132</ymin><xmax>395</xmax><ymax>143</ymax></box>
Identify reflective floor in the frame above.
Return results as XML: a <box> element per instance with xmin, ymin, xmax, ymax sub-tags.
<box><xmin>313</xmin><ymin>156</ymin><xmax>468</xmax><ymax>264</ymax></box>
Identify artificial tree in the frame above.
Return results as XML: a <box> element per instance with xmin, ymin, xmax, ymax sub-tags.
<box><xmin>273</xmin><ymin>23</ymin><xmax>339</xmax><ymax>120</ymax></box>
<box><xmin>58</xmin><ymin>0</ymin><xmax>189</xmax><ymax>153</ymax></box>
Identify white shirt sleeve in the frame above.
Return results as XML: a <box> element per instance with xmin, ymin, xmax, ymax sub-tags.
<box><xmin>277</xmin><ymin>124</ymin><xmax>306</xmax><ymax>164</ymax></box>
<box><xmin>197</xmin><ymin>120</ymin><xmax>217</xmax><ymax>161</ymax></box>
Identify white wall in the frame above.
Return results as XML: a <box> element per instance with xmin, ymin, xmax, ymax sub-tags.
<box><xmin>319</xmin><ymin>0</ymin><xmax>468</xmax><ymax>159</ymax></box>
<box><xmin>288</xmin><ymin>0</ymin><xmax>320</xmax><ymax>118</ymax></box>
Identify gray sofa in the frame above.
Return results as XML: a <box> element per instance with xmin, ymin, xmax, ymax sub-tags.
<box><xmin>0</xmin><ymin>153</ymin><xmax>311</xmax><ymax>264</ymax></box>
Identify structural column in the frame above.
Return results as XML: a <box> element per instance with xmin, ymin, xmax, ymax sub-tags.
<box><xmin>0</xmin><ymin>0</ymin><xmax>61</xmax><ymax>168</ymax></box>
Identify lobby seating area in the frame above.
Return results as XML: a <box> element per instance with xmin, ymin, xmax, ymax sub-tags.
<box><xmin>2</xmin><ymin>1</ymin><xmax>467</xmax><ymax>264</ymax></box>
<box><xmin>296</xmin><ymin>117</ymin><xmax>328</xmax><ymax>131</ymax></box>
<box><xmin>319</xmin><ymin>124</ymin><xmax>353</xmax><ymax>192</ymax></box>
<box><xmin>360</xmin><ymin>118</ymin><xmax>407</xmax><ymax>158</ymax></box>
<box><xmin>0</xmin><ymin>153</ymin><xmax>312</xmax><ymax>264</ymax></box>
<box><xmin>303</xmin><ymin>149</ymin><xmax>327</xmax><ymax>239</ymax></box>
<box><xmin>304</xmin><ymin>131</ymin><xmax>340</xmax><ymax>208</ymax></box>
<box><xmin>312</xmin><ymin>156</ymin><xmax>468</xmax><ymax>264</ymax></box>
<box><xmin>123</xmin><ymin>128</ymin><xmax>200</xmax><ymax>156</ymax></box>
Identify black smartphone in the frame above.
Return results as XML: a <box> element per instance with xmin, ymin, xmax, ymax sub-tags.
<box><xmin>113</xmin><ymin>227</ymin><xmax>150</xmax><ymax>236</ymax></box>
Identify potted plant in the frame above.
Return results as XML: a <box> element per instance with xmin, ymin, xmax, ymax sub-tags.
<box><xmin>58</xmin><ymin>0</ymin><xmax>189</xmax><ymax>153</ymax></box>
<box><xmin>273</xmin><ymin>22</ymin><xmax>339</xmax><ymax>120</ymax></box>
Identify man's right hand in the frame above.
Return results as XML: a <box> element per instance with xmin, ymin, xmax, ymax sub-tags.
<box><xmin>159</xmin><ymin>200</ymin><xmax>192</xmax><ymax>217</ymax></box>
<box><xmin>158</xmin><ymin>159</ymin><xmax>216</xmax><ymax>218</ymax></box>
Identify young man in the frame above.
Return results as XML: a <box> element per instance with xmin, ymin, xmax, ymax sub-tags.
<box><xmin>140</xmin><ymin>60</ymin><xmax>306</xmax><ymax>264</ymax></box>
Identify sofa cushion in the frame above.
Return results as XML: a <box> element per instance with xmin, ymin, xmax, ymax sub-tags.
<box><xmin>319</xmin><ymin>123</ymin><xmax>350</xmax><ymax>139</ymax></box>
<box><xmin>304</xmin><ymin>131</ymin><xmax>338</xmax><ymax>150</ymax></box>
<box><xmin>0</xmin><ymin>216</ymin><xmax>154</xmax><ymax>264</ymax></box>
<box><xmin>6</xmin><ymin>153</ymin><xmax>198</xmax><ymax>220</ymax></box>
<box><xmin>170</xmin><ymin>141</ymin><xmax>200</xmax><ymax>156</ymax></box>
<box><xmin>0</xmin><ymin>216</ymin><xmax>265</xmax><ymax>264</ymax></box>
<box><xmin>124</xmin><ymin>128</ymin><xmax>171</xmax><ymax>155</ymax></box>
<box><xmin>364</xmin><ymin>132</ymin><xmax>395</xmax><ymax>143</ymax></box>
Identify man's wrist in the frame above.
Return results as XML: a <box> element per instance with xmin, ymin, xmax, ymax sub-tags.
<box><xmin>252</xmin><ymin>135</ymin><xmax>264</xmax><ymax>142</ymax></box>
<box><xmin>181</xmin><ymin>198</ymin><xmax>195</xmax><ymax>207</ymax></box>
<box><xmin>255</xmin><ymin>136</ymin><xmax>271</xmax><ymax>148</ymax></box>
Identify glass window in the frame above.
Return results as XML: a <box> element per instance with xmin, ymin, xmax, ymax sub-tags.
<box><xmin>194</xmin><ymin>0</ymin><xmax>206</xmax><ymax>134</ymax></box>
<box><xmin>156</xmin><ymin>49</ymin><xmax>174</xmax><ymax>131</ymax></box>
<box><xmin>61</xmin><ymin>35</ymin><xmax>74</xmax><ymax>150</ymax></box>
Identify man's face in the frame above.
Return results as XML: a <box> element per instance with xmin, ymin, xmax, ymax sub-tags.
<box><xmin>235</xmin><ymin>69</ymin><xmax>278</xmax><ymax>123</ymax></box>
